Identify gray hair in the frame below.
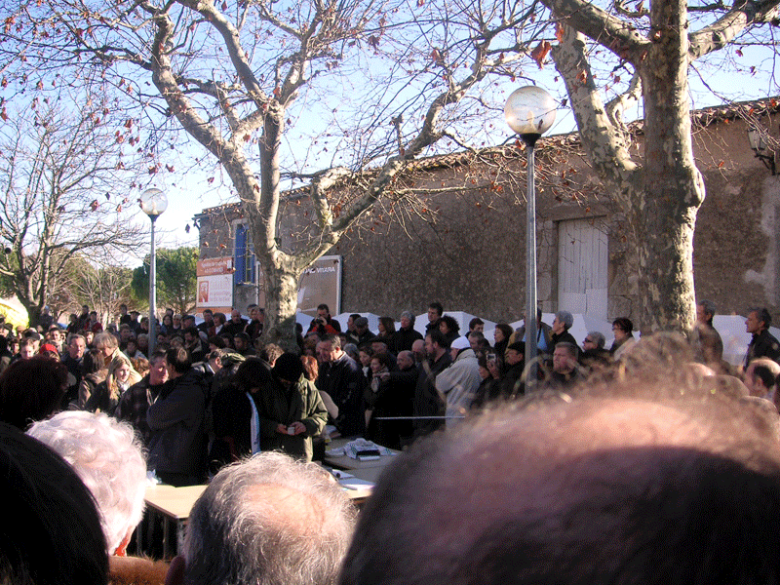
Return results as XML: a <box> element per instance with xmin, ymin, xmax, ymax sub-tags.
<box><xmin>184</xmin><ymin>452</ymin><xmax>356</xmax><ymax>585</ymax></box>
<box><xmin>400</xmin><ymin>311</ymin><xmax>416</xmax><ymax>325</ymax></box>
<box><xmin>27</xmin><ymin>411</ymin><xmax>147</xmax><ymax>555</ymax></box>
<box><xmin>322</xmin><ymin>334</ymin><xmax>342</xmax><ymax>350</ymax></box>
<box><xmin>93</xmin><ymin>331</ymin><xmax>118</xmax><ymax>350</ymax></box>
<box><xmin>342</xmin><ymin>343</ymin><xmax>359</xmax><ymax>360</ymax></box>
<box><xmin>555</xmin><ymin>310</ymin><xmax>574</xmax><ymax>330</ymax></box>
<box><xmin>698</xmin><ymin>299</ymin><xmax>716</xmax><ymax>318</ymax></box>
<box><xmin>588</xmin><ymin>331</ymin><xmax>606</xmax><ymax>349</ymax></box>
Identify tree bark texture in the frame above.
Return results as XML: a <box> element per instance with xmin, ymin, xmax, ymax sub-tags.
<box><xmin>262</xmin><ymin>266</ymin><xmax>303</xmax><ymax>352</ymax></box>
<box><xmin>633</xmin><ymin>0</ymin><xmax>703</xmax><ymax>331</ymax></box>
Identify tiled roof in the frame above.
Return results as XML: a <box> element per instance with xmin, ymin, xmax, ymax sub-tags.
<box><xmin>690</xmin><ymin>96</ymin><xmax>779</xmax><ymax>126</ymax></box>
<box><xmin>195</xmin><ymin>96</ymin><xmax>778</xmax><ymax>217</ymax></box>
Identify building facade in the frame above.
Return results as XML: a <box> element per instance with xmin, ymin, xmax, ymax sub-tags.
<box><xmin>195</xmin><ymin>99</ymin><xmax>780</xmax><ymax>326</ymax></box>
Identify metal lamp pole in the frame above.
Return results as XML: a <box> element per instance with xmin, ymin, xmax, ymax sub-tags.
<box><xmin>504</xmin><ymin>86</ymin><xmax>556</xmax><ymax>390</ymax></box>
<box><xmin>139</xmin><ymin>188</ymin><xmax>168</xmax><ymax>356</ymax></box>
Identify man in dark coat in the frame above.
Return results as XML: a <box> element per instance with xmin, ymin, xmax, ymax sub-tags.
<box><xmin>550</xmin><ymin>310</ymin><xmax>577</xmax><ymax>350</ymax></box>
<box><xmin>500</xmin><ymin>341</ymin><xmax>525</xmax><ymax>398</ymax></box>
<box><xmin>390</xmin><ymin>311</ymin><xmax>424</xmax><ymax>354</ymax></box>
<box><xmin>316</xmin><ymin>335</ymin><xmax>366</xmax><ymax>437</ymax></box>
<box><xmin>147</xmin><ymin>347</ymin><xmax>208</xmax><ymax>486</ymax></box>
<box><xmin>260</xmin><ymin>353</ymin><xmax>328</xmax><ymax>462</ymax></box>
<box><xmin>368</xmin><ymin>350</ymin><xmax>418</xmax><ymax>448</ymax></box>
<box><xmin>744</xmin><ymin>307</ymin><xmax>780</xmax><ymax>368</ymax></box>
<box><xmin>413</xmin><ymin>329</ymin><xmax>452</xmax><ymax>441</ymax></box>
<box><xmin>61</xmin><ymin>333</ymin><xmax>86</xmax><ymax>408</ymax></box>
<box><xmin>347</xmin><ymin>317</ymin><xmax>375</xmax><ymax>347</ymax></box>
<box><xmin>222</xmin><ymin>309</ymin><xmax>249</xmax><ymax>337</ymax></box>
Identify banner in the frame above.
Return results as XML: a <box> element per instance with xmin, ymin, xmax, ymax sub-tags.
<box><xmin>197</xmin><ymin>257</ymin><xmax>233</xmax><ymax>277</ymax></box>
<box><xmin>297</xmin><ymin>255</ymin><xmax>342</xmax><ymax>317</ymax></box>
<box><xmin>196</xmin><ymin>274</ymin><xmax>233</xmax><ymax>311</ymax></box>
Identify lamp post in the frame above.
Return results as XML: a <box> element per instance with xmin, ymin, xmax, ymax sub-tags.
<box><xmin>504</xmin><ymin>86</ymin><xmax>556</xmax><ymax>389</ymax></box>
<box><xmin>139</xmin><ymin>188</ymin><xmax>168</xmax><ymax>355</ymax></box>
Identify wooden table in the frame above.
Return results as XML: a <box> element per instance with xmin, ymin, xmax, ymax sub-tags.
<box><xmin>348</xmin><ymin>465</ymin><xmax>390</xmax><ymax>484</ymax></box>
<box><xmin>139</xmin><ymin>460</ymin><xmax>383</xmax><ymax>559</ymax></box>
<box><xmin>141</xmin><ymin>484</ymin><xmax>206</xmax><ymax>559</ymax></box>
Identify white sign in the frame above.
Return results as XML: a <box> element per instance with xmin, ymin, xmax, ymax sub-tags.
<box><xmin>197</xmin><ymin>274</ymin><xmax>233</xmax><ymax>309</ymax></box>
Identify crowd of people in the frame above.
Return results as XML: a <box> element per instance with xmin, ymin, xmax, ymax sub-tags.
<box><xmin>2</xmin><ymin>299</ymin><xmax>780</xmax><ymax>455</ymax></box>
<box><xmin>1</xmin><ymin>298</ymin><xmax>780</xmax><ymax>585</ymax></box>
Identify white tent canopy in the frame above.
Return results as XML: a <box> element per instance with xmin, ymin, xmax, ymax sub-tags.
<box><xmin>712</xmin><ymin>315</ymin><xmax>780</xmax><ymax>366</ymax></box>
<box><xmin>313</xmin><ymin>309</ymin><xmax>778</xmax><ymax>368</ymax></box>
<box><xmin>331</xmin><ymin>312</ymin><xmax>381</xmax><ymax>334</ymax></box>
<box><xmin>415</xmin><ymin>311</ymin><xmax>497</xmax><ymax>337</ymax></box>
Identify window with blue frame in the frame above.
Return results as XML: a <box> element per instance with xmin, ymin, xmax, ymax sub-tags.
<box><xmin>234</xmin><ymin>224</ymin><xmax>256</xmax><ymax>285</ymax></box>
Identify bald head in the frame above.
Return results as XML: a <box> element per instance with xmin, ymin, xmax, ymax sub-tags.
<box><xmin>411</xmin><ymin>340</ymin><xmax>425</xmax><ymax>362</ymax></box>
<box><xmin>745</xmin><ymin>358</ymin><xmax>780</xmax><ymax>397</ymax></box>
<box><xmin>342</xmin><ymin>387</ymin><xmax>780</xmax><ymax>585</ymax></box>
<box><xmin>397</xmin><ymin>351</ymin><xmax>415</xmax><ymax>370</ymax></box>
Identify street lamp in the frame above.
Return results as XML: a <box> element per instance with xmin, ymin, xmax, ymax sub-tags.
<box><xmin>139</xmin><ymin>188</ymin><xmax>168</xmax><ymax>355</ymax></box>
<box><xmin>504</xmin><ymin>85</ymin><xmax>556</xmax><ymax>389</ymax></box>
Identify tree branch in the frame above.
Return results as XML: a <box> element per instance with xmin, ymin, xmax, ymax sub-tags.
<box><xmin>149</xmin><ymin>6</ymin><xmax>237</xmax><ymax>164</ymax></box>
<box><xmin>178</xmin><ymin>0</ymin><xmax>270</xmax><ymax>110</ymax></box>
<box><xmin>551</xmin><ymin>25</ymin><xmax>639</xmax><ymax>199</ymax></box>
<box><xmin>614</xmin><ymin>0</ymin><xmax>650</xmax><ymax>18</ymax></box>
<box><xmin>605</xmin><ymin>71</ymin><xmax>642</xmax><ymax>137</ymax></box>
<box><xmin>688</xmin><ymin>0</ymin><xmax>780</xmax><ymax>61</ymax></box>
<box><xmin>539</xmin><ymin>0</ymin><xmax>649</xmax><ymax>63</ymax></box>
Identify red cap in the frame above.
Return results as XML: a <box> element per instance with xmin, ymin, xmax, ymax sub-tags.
<box><xmin>39</xmin><ymin>343</ymin><xmax>59</xmax><ymax>355</ymax></box>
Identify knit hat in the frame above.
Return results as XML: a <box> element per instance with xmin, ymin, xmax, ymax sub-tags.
<box><xmin>507</xmin><ymin>341</ymin><xmax>525</xmax><ymax>354</ymax></box>
<box><xmin>272</xmin><ymin>353</ymin><xmax>304</xmax><ymax>383</ymax></box>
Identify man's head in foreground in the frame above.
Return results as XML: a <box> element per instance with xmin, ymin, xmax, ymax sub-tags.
<box><xmin>173</xmin><ymin>451</ymin><xmax>356</xmax><ymax>585</ymax></box>
<box><xmin>0</xmin><ymin>423</ymin><xmax>107</xmax><ymax>584</ymax></box>
<box><xmin>340</xmin><ymin>375</ymin><xmax>780</xmax><ymax>585</ymax></box>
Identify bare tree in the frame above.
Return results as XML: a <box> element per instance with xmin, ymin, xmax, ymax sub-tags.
<box><xmin>2</xmin><ymin>0</ymin><xmax>550</xmax><ymax>345</ymax></box>
<box><xmin>53</xmin><ymin>253</ymin><xmax>135</xmax><ymax>327</ymax></box>
<box><xmin>0</xmin><ymin>98</ymin><xmax>146</xmax><ymax>325</ymax></box>
<box><xmin>540</xmin><ymin>0</ymin><xmax>779</xmax><ymax>331</ymax></box>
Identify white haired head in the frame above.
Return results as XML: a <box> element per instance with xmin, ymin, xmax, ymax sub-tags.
<box><xmin>184</xmin><ymin>452</ymin><xmax>356</xmax><ymax>585</ymax></box>
<box><xmin>27</xmin><ymin>411</ymin><xmax>147</xmax><ymax>555</ymax></box>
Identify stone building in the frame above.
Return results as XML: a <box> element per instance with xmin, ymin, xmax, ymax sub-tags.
<box><xmin>194</xmin><ymin>98</ymin><xmax>780</xmax><ymax>326</ymax></box>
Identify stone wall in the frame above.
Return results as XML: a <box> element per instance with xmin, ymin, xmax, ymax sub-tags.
<box><xmin>196</xmin><ymin>103</ymin><xmax>780</xmax><ymax>326</ymax></box>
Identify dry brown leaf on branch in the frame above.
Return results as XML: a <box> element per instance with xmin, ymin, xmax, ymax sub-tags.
<box><xmin>530</xmin><ymin>41</ymin><xmax>552</xmax><ymax>69</ymax></box>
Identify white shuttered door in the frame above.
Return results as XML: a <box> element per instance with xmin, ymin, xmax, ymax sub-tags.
<box><xmin>557</xmin><ymin>218</ymin><xmax>608</xmax><ymax>319</ymax></box>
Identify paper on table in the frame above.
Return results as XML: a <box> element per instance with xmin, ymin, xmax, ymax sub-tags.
<box><xmin>339</xmin><ymin>478</ymin><xmax>375</xmax><ymax>491</ymax></box>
